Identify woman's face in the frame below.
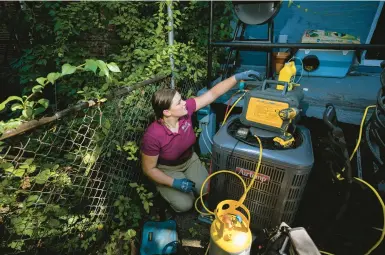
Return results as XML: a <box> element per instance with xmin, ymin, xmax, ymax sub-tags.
<box><xmin>164</xmin><ymin>92</ymin><xmax>187</xmax><ymax>118</ymax></box>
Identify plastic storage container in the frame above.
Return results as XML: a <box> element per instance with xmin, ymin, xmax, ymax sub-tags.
<box><xmin>295</xmin><ymin>49</ymin><xmax>355</xmax><ymax>78</ymax></box>
<box><xmin>208</xmin><ymin>115</ymin><xmax>314</xmax><ymax>230</ymax></box>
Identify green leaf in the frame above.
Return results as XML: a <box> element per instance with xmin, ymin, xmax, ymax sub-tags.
<box><xmin>33</xmin><ymin>107</ymin><xmax>46</xmax><ymax>116</ymax></box>
<box><xmin>32</xmin><ymin>85</ymin><xmax>44</xmax><ymax>93</ymax></box>
<box><xmin>1</xmin><ymin>162</ymin><xmax>14</xmax><ymax>172</ymax></box>
<box><xmin>54</xmin><ymin>20</ymin><xmax>63</xmax><ymax>32</ymax></box>
<box><xmin>35</xmin><ymin>169</ymin><xmax>51</xmax><ymax>184</ymax></box>
<box><xmin>23</xmin><ymin>228</ymin><xmax>33</xmax><ymax>237</ymax></box>
<box><xmin>0</xmin><ymin>119</ymin><xmax>22</xmax><ymax>131</ymax></box>
<box><xmin>47</xmin><ymin>72</ymin><xmax>61</xmax><ymax>84</ymax></box>
<box><xmin>36</xmin><ymin>59</ymin><xmax>47</xmax><ymax>66</ymax></box>
<box><xmin>19</xmin><ymin>164</ymin><xmax>30</xmax><ymax>169</ymax></box>
<box><xmin>83</xmin><ymin>153</ymin><xmax>96</xmax><ymax>164</ymax></box>
<box><xmin>99</xmin><ymin>98</ymin><xmax>107</xmax><ymax>102</ymax></box>
<box><xmin>22</xmin><ymin>107</ymin><xmax>33</xmax><ymax>119</ymax></box>
<box><xmin>101</xmin><ymin>117</ymin><xmax>110</xmax><ymax>134</ymax></box>
<box><xmin>97</xmin><ymin>60</ymin><xmax>109</xmax><ymax>77</ymax></box>
<box><xmin>48</xmin><ymin>219</ymin><xmax>60</xmax><ymax>228</ymax></box>
<box><xmin>14</xmin><ymin>168</ymin><xmax>25</xmax><ymax>177</ymax></box>
<box><xmin>68</xmin><ymin>215</ymin><xmax>79</xmax><ymax>225</ymax></box>
<box><xmin>61</xmin><ymin>63</ymin><xmax>77</xmax><ymax>76</ymax></box>
<box><xmin>126</xmin><ymin>229</ymin><xmax>136</xmax><ymax>239</ymax></box>
<box><xmin>99</xmin><ymin>69</ymin><xmax>106</xmax><ymax>77</ymax></box>
<box><xmin>100</xmin><ymin>83</ymin><xmax>109</xmax><ymax>91</ymax></box>
<box><xmin>36</xmin><ymin>77</ymin><xmax>47</xmax><ymax>85</ymax></box>
<box><xmin>38</xmin><ymin>99</ymin><xmax>49</xmax><ymax>109</ymax></box>
<box><xmin>143</xmin><ymin>201</ymin><xmax>149</xmax><ymax>213</ymax></box>
<box><xmin>8</xmin><ymin>241</ymin><xmax>24</xmax><ymax>251</ymax></box>
<box><xmin>11</xmin><ymin>103</ymin><xmax>23</xmax><ymax>111</ymax></box>
<box><xmin>0</xmin><ymin>96</ymin><xmax>23</xmax><ymax>111</ymax></box>
<box><xmin>85</xmin><ymin>59</ymin><xmax>98</xmax><ymax>73</ymax></box>
<box><xmin>27</xmin><ymin>165</ymin><xmax>37</xmax><ymax>174</ymax></box>
<box><xmin>47</xmin><ymin>205</ymin><xmax>67</xmax><ymax>216</ymax></box>
<box><xmin>129</xmin><ymin>183</ymin><xmax>138</xmax><ymax>188</ymax></box>
<box><xmin>26</xmin><ymin>195</ymin><xmax>40</xmax><ymax>206</ymax></box>
<box><xmin>107</xmin><ymin>62</ymin><xmax>121</xmax><ymax>73</ymax></box>
<box><xmin>26</xmin><ymin>100</ymin><xmax>34</xmax><ymax>108</ymax></box>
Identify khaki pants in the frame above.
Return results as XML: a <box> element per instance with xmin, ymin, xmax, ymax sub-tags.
<box><xmin>156</xmin><ymin>152</ymin><xmax>209</xmax><ymax>212</ymax></box>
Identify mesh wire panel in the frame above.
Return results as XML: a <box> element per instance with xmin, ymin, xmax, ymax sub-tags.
<box><xmin>0</xmin><ymin>76</ymin><xmax>204</xmax><ymax>254</ymax></box>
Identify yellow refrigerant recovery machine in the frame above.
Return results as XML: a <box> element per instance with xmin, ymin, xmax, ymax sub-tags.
<box><xmin>240</xmin><ymin>61</ymin><xmax>304</xmax><ymax>148</ymax></box>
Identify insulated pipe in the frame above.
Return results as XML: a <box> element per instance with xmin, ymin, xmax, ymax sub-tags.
<box><xmin>168</xmin><ymin>2</ymin><xmax>175</xmax><ymax>89</ymax></box>
<box><xmin>212</xmin><ymin>41</ymin><xmax>385</xmax><ymax>51</ymax></box>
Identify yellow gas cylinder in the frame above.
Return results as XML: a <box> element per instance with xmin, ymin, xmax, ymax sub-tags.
<box><xmin>209</xmin><ymin>200</ymin><xmax>252</xmax><ymax>255</ymax></box>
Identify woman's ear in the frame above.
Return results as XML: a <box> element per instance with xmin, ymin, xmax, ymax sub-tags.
<box><xmin>163</xmin><ymin>109</ymin><xmax>171</xmax><ymax>117</ymax></box>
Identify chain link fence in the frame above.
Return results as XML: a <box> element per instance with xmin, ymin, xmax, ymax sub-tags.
<box><xmin>0</xmin><ymin>75</ymin><xmax>205</xmax><ymax>254</ymax></box>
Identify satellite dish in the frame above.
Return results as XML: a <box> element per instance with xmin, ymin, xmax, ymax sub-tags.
<box><xmin>233</xmin><ymin>1</ymin><xmax>282</xmax><ymax>25</ymax></box>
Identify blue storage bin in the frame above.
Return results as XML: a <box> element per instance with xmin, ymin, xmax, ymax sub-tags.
<box><xmin>294</xmin><ymin>49</ymin><xmax>355</xmax><ymax>78</ymax></box>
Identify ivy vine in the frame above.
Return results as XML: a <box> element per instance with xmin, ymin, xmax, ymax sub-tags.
<box><xmin>0</xmin><ymin>59</ymin><xmax>120</xmax><ymax>136</ymax></box>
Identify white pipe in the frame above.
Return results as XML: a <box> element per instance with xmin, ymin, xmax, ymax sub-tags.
<box><xmin>167</xmin><ymin>2</ymin><xmax>175</xmax><ymax>89</ymax></box>
<box><xmin>201</xmin><ymin>131</ymin><xmax>212</xmax><ymax>155</ymax></box>
<box><xmin>204</xmin><ymin>123</ymin><xmax>214</xmax><ymax>145</ymax></box>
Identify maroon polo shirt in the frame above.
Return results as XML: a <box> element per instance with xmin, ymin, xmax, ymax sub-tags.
<box><xmin>141</xmin><ymin>98</ymin><xmax>197</xmax><ymax>166</ymax></box>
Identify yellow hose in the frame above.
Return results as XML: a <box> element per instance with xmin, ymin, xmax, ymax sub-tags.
<box><xmin>320</xmin><ymin>251</ymin><xmax>335</xmax><ymax>255</ymax></box>
<box><xmin>354</xmin><ymin>177</ymin><xmax>385</xmax><ymax>255</ymax></box>
<box><xmin>222</xmin><ymin>92</ymin><xmax>246</xmax><ymax>127</ymax></box>
<box><xmin>195</xmin><ymin>170</ymin><xmax>247</xmax><ymax>215</ymax></box>
<box><xmin>204</xmin><ymin>243</ymin><xmax>210</xmax><ymax>255</ymax></box>
<box><xmin>195</xmin><ymin>135</ymin><xmax>262</xmax><ymax>216</ymax></box>
<box><xmin>336</xmin><ymin>105</ymin><xmax>376</xmax><ymax>181</ymax></box>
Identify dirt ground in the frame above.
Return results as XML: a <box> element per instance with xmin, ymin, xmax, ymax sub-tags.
<box><xmin>174</xmin><ymin>210</ymin><xmax>211</xmax><ymax>255</ymax></box>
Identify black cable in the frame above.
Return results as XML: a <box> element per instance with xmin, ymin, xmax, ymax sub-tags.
<box><xmin>363</xmin><ymin>85</ymin><xmax>385</xmax><ymax>170</ymax></box>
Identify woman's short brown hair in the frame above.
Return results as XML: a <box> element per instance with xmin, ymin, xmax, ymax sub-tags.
<box><xmin>151</xmin><ymin>88</ymin><xmax>177</xmax><ymax>119</ymax></box>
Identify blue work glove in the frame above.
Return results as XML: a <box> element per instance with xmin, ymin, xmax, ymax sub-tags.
<box><xmin>172</xmin><ymin>178</ymin><xmax>195</xmax><ymax>193</ymax></box>
<box><xmin>234</xmin><ymin>70</ymin><xmax>262</xmax><ymax>81</ymax></box>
